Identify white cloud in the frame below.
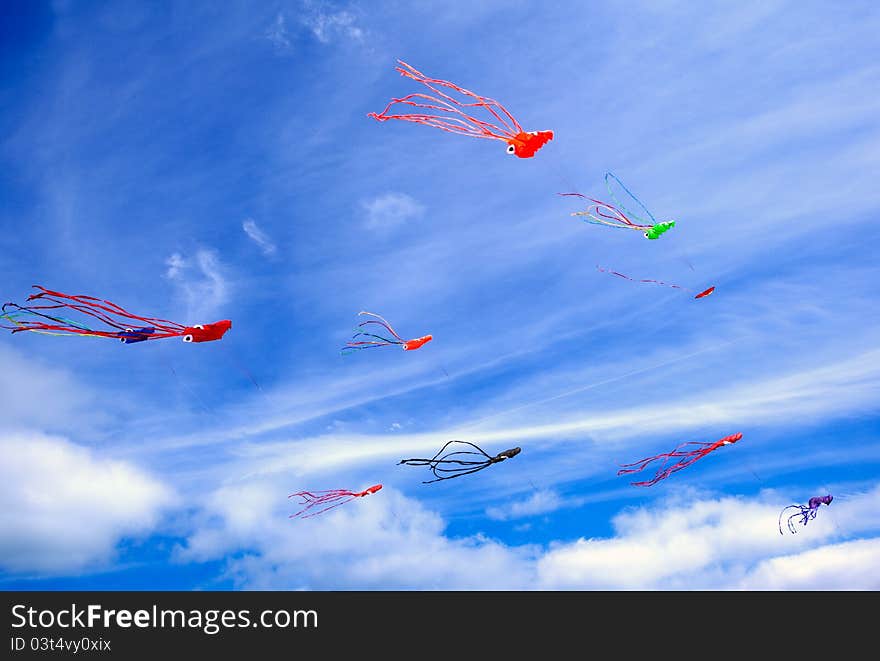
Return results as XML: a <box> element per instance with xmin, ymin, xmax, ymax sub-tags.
<box><xmin>178</xmin><ymin>480</ymin><xmax>534</xmax><ymax>589</ymax></box>
<box><xmin>164</xmin><ymin>252</ymin><xmax>186</xmax><ymax>279</ymax></box>
<box><xmin>536</xmin><ymin>487</ymin><xmax>880</xmax><ymax>589</ymax></box>
<box><xmin>242</xmin><ymin>218</ymin><xmax>277</xmax><ymax>256</ymax></box>
<box><xmin>738</xmin><ymin>539</ymin><xmax>880</xmax><ymax>589</ymax></box>
<box><xmin>0</xmin><ymin>344</ymin><xmax>96</xmax><ymax>432</ymax></box>
<box><xmin>361</xmin><ymin>192</ymin><xmax>425</xmax><ymax>232</ymax></box>
<box><xmin>163</xmin><ymin>249</ymin><xmax>229</xmax><ymax>321</ymax></box>
<box><xmin>301</xmin><ymin>6</ymin><xmax>364</xmax><ymax>44</ymax></box>
<box><xmin>265</xmin><ymin>13</ymin><xmax>291</xmax><ymax>51</ymax></box>
<box><xmin>178</xmin><ymin>477</ymin><xmax>880</xmax><ymax>589</ymax></box>
<box><xmin>486</xmin><ymin>489</ymin><xmax>568</xmax><ymax>521</ymax></box>
<box><xmin>0</xmin><ymin>433</ymin><xmax>173</xmax><ymax>574</ymax></box>
<box><xmin>267</xmin><ymin>4</ymin><xmax>365</xmax><ymax>51</ymax></box>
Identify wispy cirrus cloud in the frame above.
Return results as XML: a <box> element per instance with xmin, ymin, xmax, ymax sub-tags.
<box><xmin>486</xmin><ymin>489</ymin><xmax>571</xmax><ymax>521</ymax></box>
<box><xmin>264</xmin><ymin>13</ymin><xmax>292</xmax><ymax>52</ymax></box>
<box><xmin>164</xmin><ymin>249</ymin><xmax>229</xmax><ymax>321</ymax></box>
<box><xmin>300</xmin><ymin>3</ymin><xmax>364</xmax><ymax>45</ymax></box>
<box><xmin>265</xmin><ymin>3</ymin><xmax>366</xmax><ymax>52</ymax></box>
<box><xmin>361</xmin><ymin>192</ymin><xmax>425</xmax><ymax>232</ymax></box>
<box><xmin>242</xmin><ymin>218</ymin><xmax>277</xmax><ymax>256</ymax></box>
<box><xmin>141</xmin><ymin>342</ymin><xmax>880</xmax><ymax>482</ymax></box>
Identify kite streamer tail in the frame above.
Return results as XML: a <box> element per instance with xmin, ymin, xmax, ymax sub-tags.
<box><xmin>356</xmin><ymin>311</ymin><xmax>405</xmax><ymax>341</ymax></box>
<box><xmin>390</xmin><ymin>60</ymin><xmax>523</xmax><ymax>137</ymax></box>
<box><xmin>596</xmin><ymin>265</ymin><xmax>686</xmax><ymax>292</ymax></box>
<box><xmin>289</xmin><ymin>490</ymin><xmax>356</xmax><ymax>519</ymax></box>
<box><xmin>604</xmin><ymin>172</ymin><xmax>658</xmax><ymax>226</ymax></box>
<box><xmin>595</xmin><ymin>266</ymin><xmax>714</xmax><ymax>301</ymax></box>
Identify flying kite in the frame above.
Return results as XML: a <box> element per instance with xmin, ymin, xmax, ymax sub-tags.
<box><xmin>562</xmin><ymin>172</ymin><xmax>675</xmax><ymax>239</ymax></box>
<box><xmin>368</xmin><ymin>60</ymin><xmax>553</xmax><ymax>158</ymax></box>
<box><xmin>1</xmin><ymin>285</ymin><xmax>231</xmax><ymax>343</ymax></box>
<box><xmin>289</xmin><ymin>484</ymin><xmax>383</xmax><ymax>519</ymax></box>
<box><xmin>596</xmin><ymin>266</ymin><xmax>715</xmax><ymax>300</ymax></box>
<box><xmin>341</xmin><ymin>311</ymin><xmax>432</xmax><ymax>354</ymax></box>
<box><xmin>617</xmin><ymin>433</ymin><xmax>742</xmax><ymax>486</ymax></box>
<box><xmin>398</xmin><ymin>440</ymin><xmax>521</xmax><ymax>483</ymax></box>
<box><xmin>778</xmin><ymin>494</ymin><xmax>833</xmax><ymax>535</ymax></box>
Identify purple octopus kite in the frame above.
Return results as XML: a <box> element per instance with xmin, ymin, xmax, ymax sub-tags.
<box><xmin>778</xmin><ymin>495</ymin><xmax>833</xmax><ymax>535</ymax></box>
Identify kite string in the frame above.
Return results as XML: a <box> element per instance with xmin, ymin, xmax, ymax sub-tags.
<box><xmin>218</xmin><ymin>342</ymin><xmax>265</xmax><ymax>393</ymax></box>
<box><xmin>158</xmin><ymin>351</ymin><xmax>215</xmax><ymax>415</ymax></box>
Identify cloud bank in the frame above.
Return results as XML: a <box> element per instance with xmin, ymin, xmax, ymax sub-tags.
<box><xmin>0</xmin><ymin>433</ymin><xmax>173</xmax><ymax>574</ymax></box>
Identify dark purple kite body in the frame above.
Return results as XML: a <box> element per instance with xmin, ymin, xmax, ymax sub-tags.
<box><xmin>778</xmin><ymin>494</ymin><xmax>833</xmax><ymax>535</ymax></box>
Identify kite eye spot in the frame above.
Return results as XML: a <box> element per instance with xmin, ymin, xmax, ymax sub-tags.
<box><xmin>194</xmin><ymin>324</ymin><xmax>204</xmax><ymax>330</ymax></box>
<box><xmin>506</xmin><ymin>144</ymin><xmax>515</xmax><ymax>155</ymax></box>
<box><xmin>643</xmin><ymin>232</ymin><xmax>650</xmax><ymax>238</ymax></box>
<box><xmin>183</xmin><ymin>334</ymin><xmax>193</xmax><ymax>343</ymax></box>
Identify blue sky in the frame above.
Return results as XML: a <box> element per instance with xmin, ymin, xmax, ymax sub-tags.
<box><xmin>1</xmin><ymin>0</ymin><xmax>879</xmax><ymax>589</ymax></box>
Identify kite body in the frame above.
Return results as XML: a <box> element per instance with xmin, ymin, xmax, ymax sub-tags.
<box><xmin>403</xmin><ymin>335</ymin><xmax>433</xmax><ymax>351</ymax></box>
<box><xmin>399</xmin><ymin>440</ymin><xmax>521</xmax><ymax>483</ymax></box>
<box><xmin>644</xmin><ymin>221</ymin><xmax>675</xmax><ymax>240</ymax></box>
<box><xmin>507</xmin><ymin>130</ymin><xmax>555</xmax><ymax>158</ymax></box>
<box><xmin>778</xmin><ymin>494</ymin><xmax>833</xmax><ymax>535</ymax></box>
<box><xmin>369</xmin><ymin>60</ymin><xmax>553</xmax><ymax>158</ymax></box>
<box><xmin>183</xmin><ymin>320</ymin><xmax>233</xmax><ymax>343</ymax></box>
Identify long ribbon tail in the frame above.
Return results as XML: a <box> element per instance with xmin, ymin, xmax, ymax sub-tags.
<box><xmin>563</xmin><ymin>195</ymin><xmax>650</xmax><ymax>230</ymax></box>
<box><xmin>356</xmin><ymin>312</ymin><xmax>406</xmax><ymax>341</ymax></box>
<box><xmin>618</xmin><ymin>441</ymin><xmax>713</xmax><ymax>472</ymax></box>
<box><xmin>368</xmin><ymin>60</ymin><xmax>521</xmax><ymax>141</ymax></box>
<box><xmin>28</xmin><ymin>286</ymin><xmax>186</xmax><ymax>332</ymax></box>
<box><xmin>289</xmin><ymin>489</ymin><xmax>358</xmax><ymax>519</ymax></box>
<box><xmin>604</xmin><ymin>172</ymin><xmax>658</xmax><ymax>226</ymax></box>
<box><xmin>619</xmin><ymin>442</ymin><xmax>715</xmax><ymax>486</ymax></box>
<box><xmin>399</xmin><ymin>440</ymin><xmax>499</xmax><ymax>482</ymax></box>
<box><xmin>6</xmin><ymin>286</ymin><xmax>186</xmax><ymax>340</ymax></box>
<box><xmin>596</xmin><ymin>266</ymin><xmax>686</xmax><ymax>291</ymax></box>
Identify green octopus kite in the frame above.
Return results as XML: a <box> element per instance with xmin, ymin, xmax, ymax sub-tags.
<box><xmin>561</xmin><ymin>172</ymin><xmax>676</xmax><ymax>240</ymax></box>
